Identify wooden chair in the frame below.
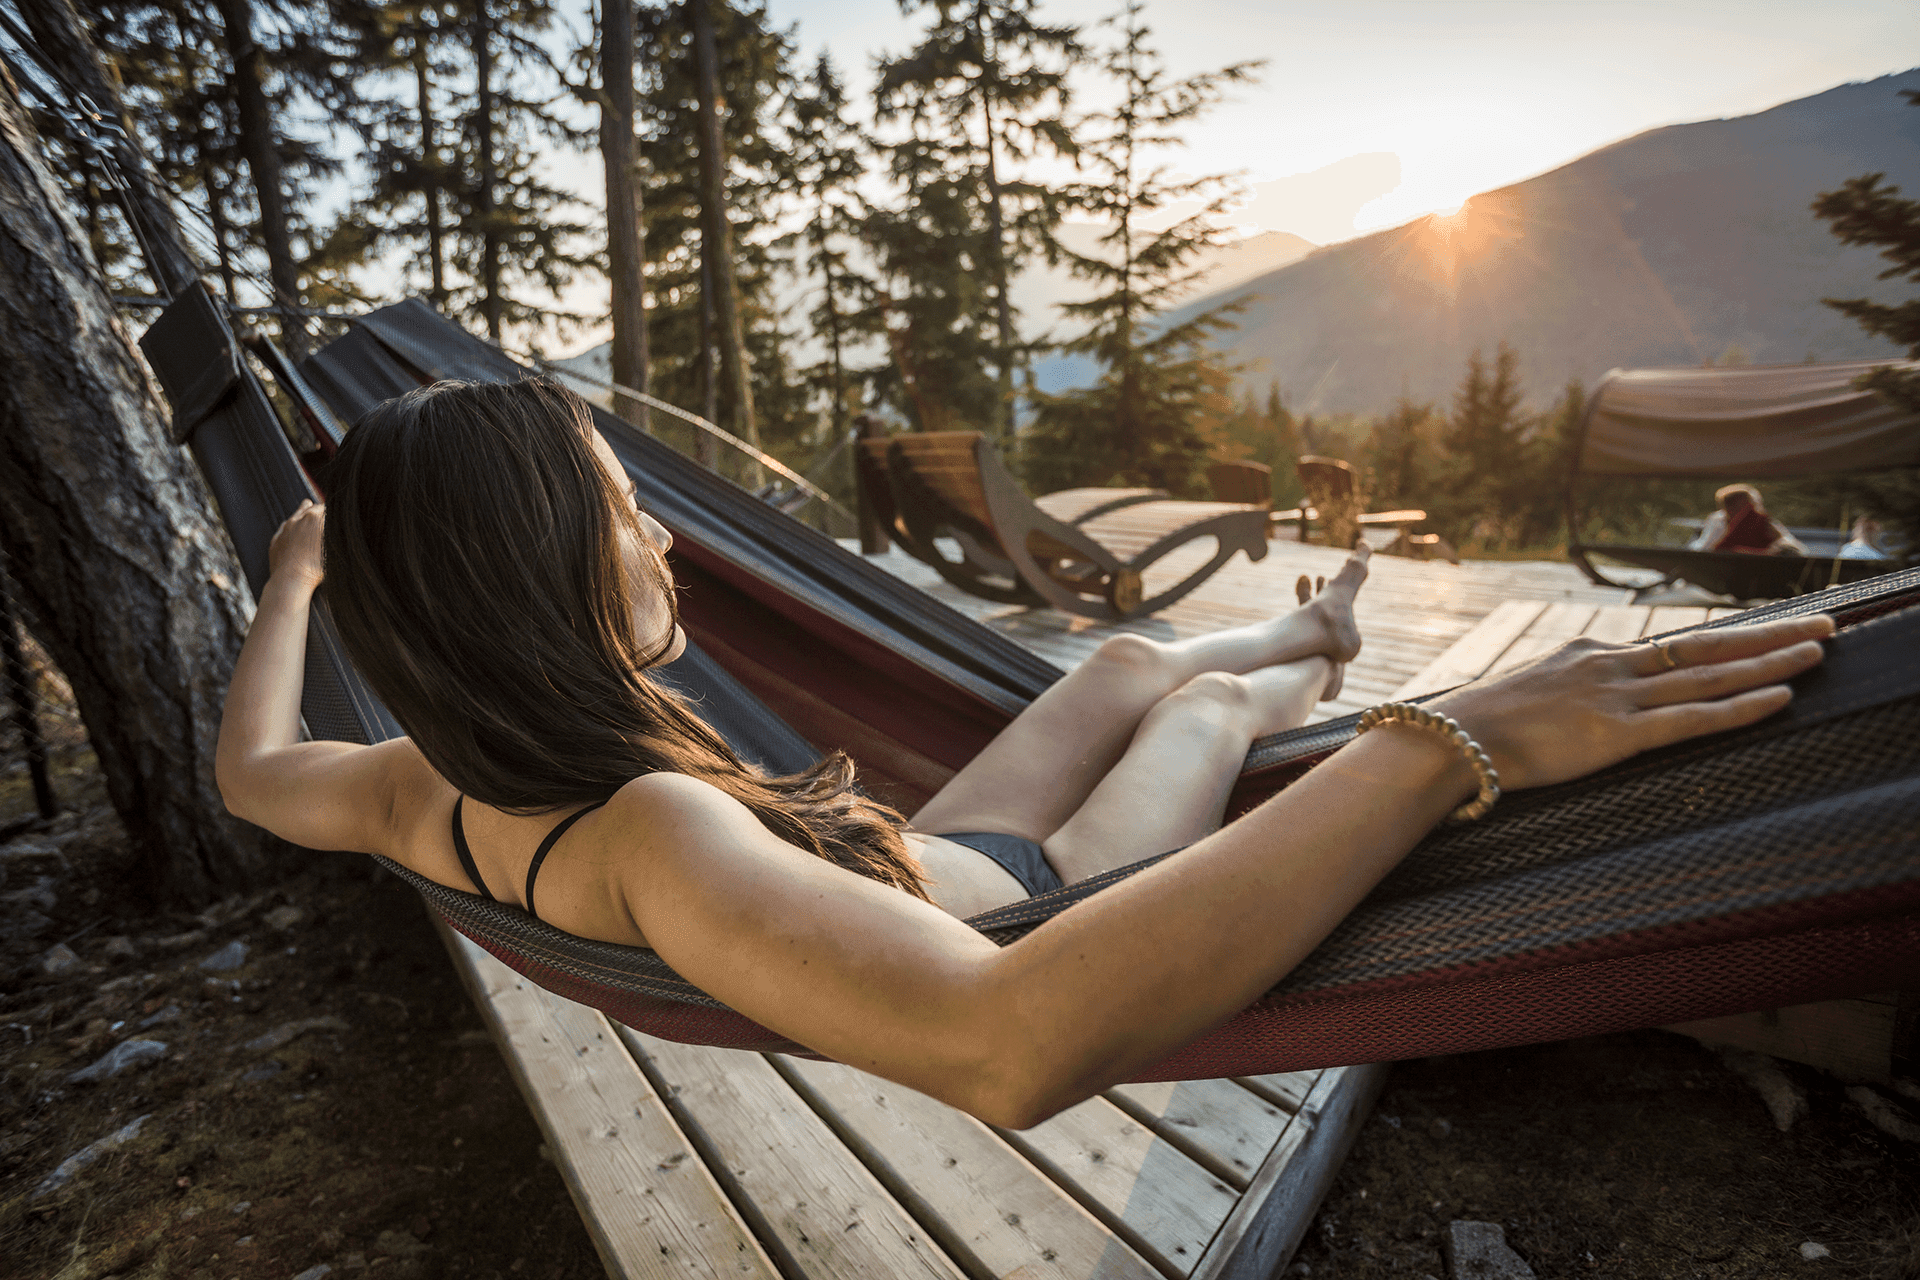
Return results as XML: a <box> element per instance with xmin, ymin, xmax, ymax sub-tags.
<box><xmin>1205</xmin><ymin>459</ymin><xmax>1275</xmax><ymax>507</ymax></box>
<box><xmin>858</xmin><ymin>432</ymin><xmax>1270</xmax><ymax>620</ymax></box>
<box><xmin>1293</xmin><ymin>456</ymin><xmax>1427</xmax><ymax>551</ymax></box>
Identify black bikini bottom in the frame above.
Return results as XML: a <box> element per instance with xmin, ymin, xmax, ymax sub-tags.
<box><xmin>933</xmin><ymin>831</ymin><xmax>1065</xmax><ymax>897</ymax></box>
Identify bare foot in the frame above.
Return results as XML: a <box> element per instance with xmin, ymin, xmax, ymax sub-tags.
<box><xmin>1299</xmin><ymin>543</ymin><xmax>1370</xmax><ymax>664</ymax></box>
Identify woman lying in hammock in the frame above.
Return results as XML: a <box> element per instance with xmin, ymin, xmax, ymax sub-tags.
<box><xmin>217</xmin><ymin>377</ymin><xmax>1835</xmax><ymax>1129</ymax></box>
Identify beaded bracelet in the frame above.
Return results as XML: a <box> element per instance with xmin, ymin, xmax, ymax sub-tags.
<box><xmin>1354</xmin><ymin>701</ymin><xmax>1501</xmax><ymax>821</ymax></box>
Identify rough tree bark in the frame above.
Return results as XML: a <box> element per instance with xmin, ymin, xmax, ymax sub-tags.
<box><xmin>600</xmin><ymin>0</ymin><xmax>650</xmax><ymax>430</ymax></box>
<box><xmin>689</xmin><ymin>0</ymin><xmax>759</xmax><ymax>479</ymax></box>
<box><xmin>213</xmin><ymin>0</ymin><xmax>308</xmax><ymax>360</ymax></box>
<box><xmin>0</xmin><ymin>70</ymin><xmax>286</xmax><ymax>906</ymax></box>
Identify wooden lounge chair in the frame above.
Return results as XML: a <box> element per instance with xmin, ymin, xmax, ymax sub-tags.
<box><xmin>1204</xmin><ymin>457</ymin><xmax>1434</xmax><ymax>551</ymax></box>
<box><xmin>857</xmin><ymin>432</ymin><xmax>1270</xmax><ymax>620</ymax></box>
<box><xmin>1293</xmin><ymin>456</ymin><xmax>1428</xmax><ymax>551</ymax></box>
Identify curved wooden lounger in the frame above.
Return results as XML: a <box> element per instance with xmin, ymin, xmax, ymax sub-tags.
<box><xmin>862</xmin><ymin>431</ymin><xmax>1271</xmax><ymax>620</ymax></box>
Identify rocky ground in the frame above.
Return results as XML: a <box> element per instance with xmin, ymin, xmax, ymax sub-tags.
<box><xmin>1</xmin><ymin>660</ymin><xmax>1917</xmax><ymax>1279</ymax></box>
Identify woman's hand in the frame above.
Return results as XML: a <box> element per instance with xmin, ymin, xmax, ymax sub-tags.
<box><xmin>268</xmin><ymin>499</ymin><xmax>326</xmax><ymax>591</ymax></box>
<box><xmin>1429</xmin><ymin>613</ymin><xmax>1835</xmax><ymax>792</ymax></box>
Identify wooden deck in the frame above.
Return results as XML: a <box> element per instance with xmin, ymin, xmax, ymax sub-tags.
<box><xmin>447</xmin><ymin>919</ymin><xmax>1388</xmax><ymax>1280</ymax></box>
<box><xmin>854</xmin><ymin>528</ymin><xmax>1641</xmax><ymax>718</ymax></box>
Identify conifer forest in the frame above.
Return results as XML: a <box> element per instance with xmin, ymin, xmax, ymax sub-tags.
<box><xmin>5</xmin><ymin>0</ymin><xmax>1914</xmax><ymax>552</ymax></box>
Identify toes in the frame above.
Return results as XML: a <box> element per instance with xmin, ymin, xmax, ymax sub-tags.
<box><xmin>1296</xmin><ymin>575</ymin><xmax>1312</xmax><ymax>606</ymax></box>
<box><xmin>1316</xmin><ymin>575</ymin><xmax>1326</xmax><ymax>595</ymax></box>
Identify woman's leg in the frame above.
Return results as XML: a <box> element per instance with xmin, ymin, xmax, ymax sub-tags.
<box><xmin>910</xmin><ymin>547</ymin><xmax>1367</xmax><ymax>840</ymax></box>
<box><xmin>1042</xmin><ymin>658</ymin><xmax>1332</xmax><ymax>883</ymax></box>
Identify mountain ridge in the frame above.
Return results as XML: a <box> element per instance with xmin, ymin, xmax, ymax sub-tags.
<box><xmin>1170</xmin><ymin>69</ymin><xmax>1920</xmax><ymax>415</ymax></box>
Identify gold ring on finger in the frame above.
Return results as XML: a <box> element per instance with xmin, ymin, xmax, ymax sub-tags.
<box><xmin>1652</xmin><ymin>640</ymin><xmax>1681</xmax><ymax>672</ymax></box>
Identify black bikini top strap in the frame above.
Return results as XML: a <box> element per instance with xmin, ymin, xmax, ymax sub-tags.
<box><xmin>450</xmin><ymin>796</ymin><xmax>496</xmax><ymax>902</ymax></box>
<box><xmin>524</xmin><ymin>801</ymin><xmax>608</xmax><ymax>923</ymax></box>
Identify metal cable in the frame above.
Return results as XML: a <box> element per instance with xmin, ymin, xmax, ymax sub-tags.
<box><xmin>523</xmin><ymin>353</ymin><xmax>857</xmax><ymax>522</ymax></box>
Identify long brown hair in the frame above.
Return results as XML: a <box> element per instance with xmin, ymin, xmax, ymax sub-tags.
<box><xmin>321</xmin><ymin>376</ymin><xmax>928</xmax><ymax>899</ymax></box>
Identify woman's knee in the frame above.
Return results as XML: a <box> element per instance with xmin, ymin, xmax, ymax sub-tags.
<box><xmin>1148</xmin><ymin>671</ymin><xmax>1258</xmax><ymax>737</ymax></box>
<box><xmin>1081</xmin><ymin>633</ymin><xmax>1179</xmax><ymax>694</ymax></box>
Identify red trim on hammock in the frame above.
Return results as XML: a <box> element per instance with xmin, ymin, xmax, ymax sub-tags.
<box><xmin>437</xmin><ymin>883</ymin><xmax>1920</xmax><ymax>1082</ymax></box>
<box><xmin>668</xmin><ymin>540</ymin><xmax>1015</xmax><ymax>773</ymax></box>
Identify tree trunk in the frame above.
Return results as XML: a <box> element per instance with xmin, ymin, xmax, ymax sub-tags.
<box><xmin>0</xmin><ymin>78</ymin><xmax>287</xmax><ymax>907</ymax></box>
<box><xmin>688</xmin><ymin>0</ymin><xmax>759</xmax><ymax>480</ymax></box>
<box><xmin>818</xmin><ymin>222</ymin><xmax>848</xmax><ymax>431</ymax></box>
<box><xmin>16</xmin><ymin>0</ymin><xmax>202</xmax><ymax>299</ymax></box>
<box><xmin>213</xmin><ymin>0</ymin><xmax>307</xmax><ymax>360</ymax></box>
<box><xmin>473</xmin><ymin>0</ymin><xmax>502</xmax><ymax>340</ymax></box>
<box><xmin>413</xmin><ymin>42</ymin><xmax>447</xmax><ymax>307</ymax></box>
<box><xmin>697</xmin><ymin>252</ymin><xmax>718</xmax><ymax>467</ymax></box>
<box><xmin>600</xmin><ymin>0</ymin><xmax>650</xmax><ymax>430</ymax></box>
<box><xmin>980</xmin><ymin>90</ymin><xmax>1016</xmax><ymax>442</ymax></box>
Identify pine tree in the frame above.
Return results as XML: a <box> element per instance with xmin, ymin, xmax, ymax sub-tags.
<box><xmin>689</xmin><ymin>0</ymin><xmax>756</xmax><ymax>469</ymax></box>
<box><xmin>12</xmin><ymin>0</ymin><xmax>201</xmax><ymax>298</ymax></box>
<box><xmin>343</xmin><ymin>0</ymin><xmax>460</xmax><ymax>307</ymax></box>
<box><xmin>787</xmin><ymin>52</ymin><xmax>875</xmax><ymax>441</ymax></box>
<box><xmin>632</xmin><ymin>0</ymin><xmax>797</xmax><ymax>471</ymax></box>
<box><xmin>211</xmin><ymin>0</ymin><xmax>305</xmax><ymax>351</ymax></box>
<box><xmin>1526</xmin><ymin>377</ymin><xmax>1584</xmax><ymax>546</ymax></box>
<box><xmin>873</xmin><ymin>0</ymin><xmax>1078</xmax><ymax>439</ymax></box>
<box><xmin>452</xmin><ymin>0</ymin><xmax>594</xmax><ymax>341</ymax></box>
<box><xmin>1019</xmin><ymin>1</ymin><xmax>1261</xmax><ymax>495</ymax></box>
<box><xmin>1436</xmin><ymin>342</ymin><xmax>1530</xmax><ymax>547</ymax></box>
<box><xmin>597</xmin><ymin>0</ymin><xmax>650</xmax><ymax>428</ymax></box>
<box><xmin>1364</xmin><ymin>395</ymin><xmax>1439</xmax><ymax>510</ymax></box>
<box><xmin>62</xmin><ymin>0</ymin><xmax>373</xmax><ymax>335</ymax></box>
<box><xmin>1811</xmin><ymin>86</ymin><xmax>1920</xmax><ymax>558</ymax></box>
<box><xmin>861</xmin><ymin>131</ymin><xmax>1001</xmax><ymax>433</ymax></box>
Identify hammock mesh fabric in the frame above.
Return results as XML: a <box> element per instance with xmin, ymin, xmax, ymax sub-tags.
<box><xmin>138</xmin><ymin>292</ymin><xmax>1920</xmax><ymax>1080</ymax></box>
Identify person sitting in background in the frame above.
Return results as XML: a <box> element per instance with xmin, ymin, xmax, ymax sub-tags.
<box><xmin>1688</xmin><ymin>484</ymin><xmax>1807</xmax><ymax>556</ymax></box>
<box><xmin>1837</xmin><ymin>515</ymin><xmax>1892</xmax><ymax>561</ymax></box>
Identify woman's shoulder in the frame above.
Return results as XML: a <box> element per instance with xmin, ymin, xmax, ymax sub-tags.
<box><xmin>603</xmin><ymin>770</ymin><xmax>744</xmax><ymax>823</ymax></box>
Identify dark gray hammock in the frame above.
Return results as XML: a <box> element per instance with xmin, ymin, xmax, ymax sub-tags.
<box><xmin>138</xmin><ymin>290</ymin><xmax>1920</xmax><ymax>1079</ymax></box>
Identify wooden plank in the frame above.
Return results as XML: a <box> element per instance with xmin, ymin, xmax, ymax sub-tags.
<box><xmin>621</xmin><ymin>1030</ymin><xmax>967</xmax><ymax>1280</ymax></box>
<box><xmin>1664</xmin><ymin>993</ymin><xmax>1906</xmax><ymax>1083</ymax></box>
<box><xmin>1104</xmin><ymin>1079</ymin><xmax>1295</xmax><ymax>1190</ymax></box>
<box><xmin>1390</xmin><ymin>600</ymin><xmax>1547</xmax><ymax>699</ymax></box>
<box><xmin>1482</xmin><ymin>601</ymin><xmax>1598</xmax><ymax>675</ymax></box>
<box><xmin>1645</xmin><ymin>605</ymin><xmax>1712</xmax><ymax>635</ymax></box>
<box><xmin>774</xmin><ymin>1057</ymin><xmax>1162</xmax><ymax>1280</ymax></box>
<box><xmin>1189</xmin><ymin>1063</ymin><xmax>1392</xmax><ymax>1280</ymax></box>
<box><xmin>995</xmin><ymin>1096</ymin><xmax>1241</xmax><ymax>1278</ymax></box>
<box><xmin>1228</xmin><ymin>1073</ymin><xmax>1317</xmax><ymax>1115</ymax></box>
<box><xmin>436</xmin><ymin>928</ymin><xmax>778</xmax><ymax>1280</ymax></box>
<box><xmin>1706</xmin><ymin>606</ymin><xmax>1747</xmax><ymax>622</ymax></box>
<box><xmin>1583</xmin><ymin>604</ymin><xmax>1653</xmax><ymax>644</ymax></box>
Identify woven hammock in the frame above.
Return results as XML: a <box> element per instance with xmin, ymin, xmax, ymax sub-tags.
<box><xmin>138</xmin><ymin>291</ymin><xmax>1920</xmax><ymax>1080</ymax></box>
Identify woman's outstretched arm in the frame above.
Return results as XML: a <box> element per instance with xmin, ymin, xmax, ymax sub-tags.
<box><xmin>619</xmin><ymin>615</ymin><xmax>1834</xmax><ymax>1129</ymax></box>
<box><xmin>215</xmin><ymin>501</ymin><xmax>406</xmax><ymax>852</ymax></box>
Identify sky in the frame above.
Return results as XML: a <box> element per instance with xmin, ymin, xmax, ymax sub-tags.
<box><xmin>760</xmin><ymin>0</ymin><xmax>1920</xmax><ymax>246</ymax></box>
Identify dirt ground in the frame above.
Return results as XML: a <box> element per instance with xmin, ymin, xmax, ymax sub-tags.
<box><xmin>2</xmin><ymin>679</ymin><xmax>1917</xmax><ymax>1279</ymax></box>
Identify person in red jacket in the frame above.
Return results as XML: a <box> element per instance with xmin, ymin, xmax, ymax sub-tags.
<box><xmin>1689</xmin><ymin>485</ymin><xmax>1808</xmax><ymax>556</ymax></box>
